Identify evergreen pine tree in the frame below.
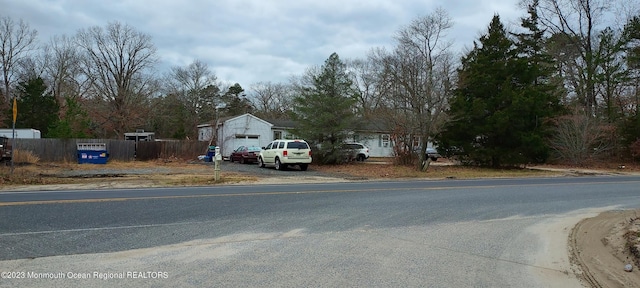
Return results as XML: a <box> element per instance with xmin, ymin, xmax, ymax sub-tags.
<box><xmin>439</xmin><ymin>11</ymin><xmax>562</xmax><ymax>167</ymax></box>
<box><xmin>14</xmin><ymin>77</ymin><xmax>59</xmax><ymax>137</ymax></box>
<box><xmin>291</xmin><ymin>53</ymin><xmax>359</xmax><ymax>164</ymax></box>
<box><xmin>511</xmin><ymin>0</ymin><xmax>564</xmax><ymax>164</ymax></box>
<box><xmin>440</xmin><ymin>15</ymin><xmax>516</xmax><ymax>167</ymax></box>
<box><xmin>47</xmin><ymin>97</ymin><xmax>93</xmax><ymax>138</ymax></box>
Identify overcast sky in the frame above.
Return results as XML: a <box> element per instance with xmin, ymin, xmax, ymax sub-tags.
<box><xmin>4</xmin><ymin>0</ymin><xmax>525</xmax><ymax>87</ymax></box>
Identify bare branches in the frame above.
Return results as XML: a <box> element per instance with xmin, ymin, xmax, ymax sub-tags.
<box><xmin>374</xmin><ymin>9</ymin><xmax>455</xmax><ymax>170</ymax></box>
<box><xmin>525</xmin><ymin>0</ymin><xmax>615</xmax><ymax>114</ymax></box>
<box><xmin>75</xmin><ymin>21</ymin><xmax>158</xmax><ymax>138</ymax></box>
<box><xmin>41</xmin><ymin>34</ymin><xmax>85</xmax><ymax>111</ymax></box>
<box><xmin>395</xmin><ymin>7</ymin><xmax>454</xmax><ymax>67</ymax></box>
<box><xmin>250</xmin><ymin>81</ymin><xmax>293</xmax><ymax>119</ymax></box>
<box><xmin>549</xmin><ymin>110</ymin><xmax>616</xmax><ymax>164</ymax></box>
<box><xmin>346</xmin><ymin>56</ymin><xmax>386</xmax><ymax>117</ymax></box>
<box><xmin>168</xmin><ymin>59</ymin><xmax>219</xmax><ymax>116</ymax></box>
<box><xmin>0</xmin><ymin>16</ymin><xmax>38</xmax><ymax>104</ymax></box>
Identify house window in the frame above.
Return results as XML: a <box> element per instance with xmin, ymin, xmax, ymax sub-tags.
<box><xmin>380</xmin><ymin>134</ymin><xmax>390</xmax><ymax>147</ymax></box>
<box><xmin>273</xmin><ymin>131</ymin><xmax>282</xmax><ymax>140</ymax></box>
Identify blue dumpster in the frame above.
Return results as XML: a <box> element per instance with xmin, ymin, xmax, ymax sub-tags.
<box><xmin>205</xmin><ymin>146</ymin><xmax>216</xmax><ymax>162</ymax></box>
<box><xmin>77</xmin><ymin>143</ymin><xmax>109</xmax><ymax>164</ymax></box>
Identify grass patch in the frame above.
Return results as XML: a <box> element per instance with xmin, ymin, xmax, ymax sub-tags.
<box><xmin>0</xmin><ymin>159</ymin><xmax>228</xmax><ymax>186</ymax></box>
<box><xmin>313</xmin><ymin>162</ymin><xmax>563</xmax><ymax>179</ymax></box>
<box><xmin>160</xmin><ymin>173</ymin><xmax>257</xmax><ymax>186</ymax></box>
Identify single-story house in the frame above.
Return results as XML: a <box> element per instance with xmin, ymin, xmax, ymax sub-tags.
<box><xmin>198</xmin><ymin>114</ymin><xmax>273</xmax><ymax>160</ymax></box>
<box><xmin>341</xmin><ymin>120</ymin><xmax>395</xmax><ymax>158</ymax></box>
<box><xmin>197</xmin><ymin>113</ymin><xmax>433</xmax><ymax>159</ymax></box>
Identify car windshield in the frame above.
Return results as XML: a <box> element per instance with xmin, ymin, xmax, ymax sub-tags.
<box><xmin>287</xmin><ymin>141</ymin><xmax>309</xmax><ymax>149</ymax></box>
<box><xmin>247</xmin><ymin>146</ymin><xmax>261</xmax><ymax>152</ymax></box>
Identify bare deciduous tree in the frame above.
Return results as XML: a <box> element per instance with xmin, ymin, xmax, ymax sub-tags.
<box><xmin>76</xmin><ymin>21</ymin><xmax>158</xmax><ymax>138</ymax></box>
<box><xmin>166</xmin><ymin>59</ymin><xmax>220</xmax><ymax>136</ymax></box>
<box><xmin>0</xmin><ymin>16</ymin><xmax>38</xmax><ymax>123</ymax></box>
<box><xmin>249</xmin><ymin>81</ymin><xmax>293</xmax><ymax>120</ymax></box>
<box><xmin>523</xmin><ymin>0</ymin><xmax>614</xmax><ymax>115</ymax></box>
<box><xmin>346</xmin><ymin>57</ymin><xmax>385</xmax><ymax>118</ymax></box>
<box><xmin>41</xmin><ymin>34</ymin><xmax>86</xmax><ymax>112</ymax></box>
<box><xmin>375</xmin><ymin>8</ymin><xmax>455</xmax><ymax>170</ymax></box>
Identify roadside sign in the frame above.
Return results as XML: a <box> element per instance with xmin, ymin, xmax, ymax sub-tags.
<box><xmin>12</xmin><ymin>97</ymin><xmax>17</xmax><ymax>124</ymax></box>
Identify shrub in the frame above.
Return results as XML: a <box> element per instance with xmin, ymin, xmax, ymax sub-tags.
<box><xmin>549</xmin><ymin>112</ymin><xmax>616</xmax><ymax>165</ymax></box>
<box><xmin>12</xmin><ymin>149</ymin><xmax>40</xmax><ymax>164</ymax></box>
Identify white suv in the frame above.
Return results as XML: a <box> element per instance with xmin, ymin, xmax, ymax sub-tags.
<box><xmin>258</xmin><ymin>139</ymin><xmax>312</xmax><ymax>171</ymax></box>
<box><xmin>342</xmin><ymin>142</ymin><xmax>370</xmax><ymax>161</ymax></box>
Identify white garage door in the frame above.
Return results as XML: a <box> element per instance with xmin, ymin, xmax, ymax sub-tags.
<box><xmin>235</xmin><ymin>135</ymin><xmax>260</xmax><ymax>147</ymax></box>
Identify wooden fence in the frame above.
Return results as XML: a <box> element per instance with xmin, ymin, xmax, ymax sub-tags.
<box><xmin>136</xmin><ymin>140</ymin><xmax>210</xmax><ymax>161</ymax></box>
<box><xmin>10</xmin><ymin>139</ymin><xmax>209</xmax><ymax>162</ymax></box>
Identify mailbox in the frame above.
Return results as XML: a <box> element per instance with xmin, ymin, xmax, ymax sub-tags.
<box><xmin>215</xmin><ymin>146</ymin><xmax>221</xmax><ymax>161</ymax></box>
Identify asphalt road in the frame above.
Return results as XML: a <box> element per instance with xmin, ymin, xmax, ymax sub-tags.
<box><xmin>1</xmin><ymin>176</ymin><xmax>640</xmax><ymax>287</ymax></box>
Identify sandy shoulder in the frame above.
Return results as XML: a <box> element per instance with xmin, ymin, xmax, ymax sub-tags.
<box><xmin>522</xmin><ymin>208</ymin><xmax>609</xmax><ymax>287</ymax></box>
<box><xmin>569</xmin><ymin>210</ymin><xmax>640</xmax><ymax>287</ymax></box>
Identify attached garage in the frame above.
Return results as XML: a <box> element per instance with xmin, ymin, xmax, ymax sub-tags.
<box><xmin>233</xmin><ymin>134</ymin><xmax>260</xmax><ymax>148</ymax></box>
<box><xmin>215</xmin><ymin>114</ymin><xmax>273</xmax><ymax>160</ymax></box>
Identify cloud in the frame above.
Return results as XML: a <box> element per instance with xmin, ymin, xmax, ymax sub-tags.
<box><xmin>4</xmin><ymin>0</ymin><xmax>525</xmax><ymax>86</ymax></box>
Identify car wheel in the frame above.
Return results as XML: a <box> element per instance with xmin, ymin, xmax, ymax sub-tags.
<box><xmin>357</xmin><ymin>154</ymin><xmax>365</xmax><ymax>161</ymax></box>
<box><xmin>240</xmin><ymin>157</ymin><xmax>245</xmax><ymax>164</ymax></box>
<box><xmin>299</xmin><ymin>164</ymin><xmax>308</xmax><ymax>171</ymax></box>
<box><xmin>259</xmin><ymin>157</ymin><xmax>265</xmax><ymax>168</ymax></box>
<box><xmin>430</xmin><ymin>157</ymin><xmax>438</xmax><ymax>161</ymax></box>
<box><xmin>275</xmin><ymin>158</ymin><xmax>285</xmax><ymax>170</ymax></box>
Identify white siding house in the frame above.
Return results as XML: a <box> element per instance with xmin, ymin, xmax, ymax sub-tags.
<box><xmin>265</xmin><ymin>119</ymin><xmax>299</xmax><ymax>140</ymax></box>
<box><xmin>197</xmin><ymin>114</ymin><xmax>407</xmax><ymax>159</ymax></box>
<box><xmin>212</xmin><ymin>114</ymin><xmax>273</xmax><ymax>159</ymax></box>
<box><xmin>345</xmin><ymin>133</ymin><xmax>394</xmax><ymax>158</ymax></box>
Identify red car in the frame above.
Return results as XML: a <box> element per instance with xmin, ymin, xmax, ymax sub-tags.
<box><xmin>230</xmin><ymin>146</ymin><xmax>262</xmax><ymax>164</ymax></box>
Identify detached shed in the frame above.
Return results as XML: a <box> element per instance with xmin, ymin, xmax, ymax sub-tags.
<box><xmin>216</xmin><ymin>114</ymin><xmax>273</xmax><ymax>160</ymax></box>
<box><xmin>124</xmin><ymin>130</ymin><xmax>155</xmax><ymax>142</ymax></box>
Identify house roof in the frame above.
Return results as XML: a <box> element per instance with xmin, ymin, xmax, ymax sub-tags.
<box><xmin>264</xmin><ymin>118</ymin><xmax>298</xmax><ymax>129</ymax></box>
<box><xmin>199</xmin><ymin>113</ymin><xmax>393</xmax><ymax>133</ymax></box>
<box><xmin>358</xmin><ymin>118</ymin><xmax>394</xmax><ymax>133</ymax></box>
<box><xmin>265</xmin><ymin>116</ymin><xmax>392</xmax><ymax>133</ymax></box>
<box><xmin>217</xmin><ymin>113</ymin><xmax>273</xmax><ymax>127</ymax></box>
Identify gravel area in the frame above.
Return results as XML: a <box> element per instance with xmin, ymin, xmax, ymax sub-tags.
<box><xmin>207</xmin><ymin>160</ymin><xmax>354</xmax><ymax>178</ymax></box>
<box><xmin>0</xmin><ymin>160</ymin><xmax>356</xmax><ymax>192</ymax></box>
<box><xmin>49</xmin><ymin>160</ymin><xmax>348</xmax><ymax>179</ymax></box>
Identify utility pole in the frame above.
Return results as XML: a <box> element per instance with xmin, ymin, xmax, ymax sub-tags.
<box><xmin>11</xmin><ymin>96</ymin><xmax>17</xmax><ymax>174</ymax></box>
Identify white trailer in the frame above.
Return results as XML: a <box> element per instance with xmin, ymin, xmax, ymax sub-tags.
<box><xmin>0</xmin><ymin>128</ymin><xmax>41</xmax><ymax>139</ymax></box>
